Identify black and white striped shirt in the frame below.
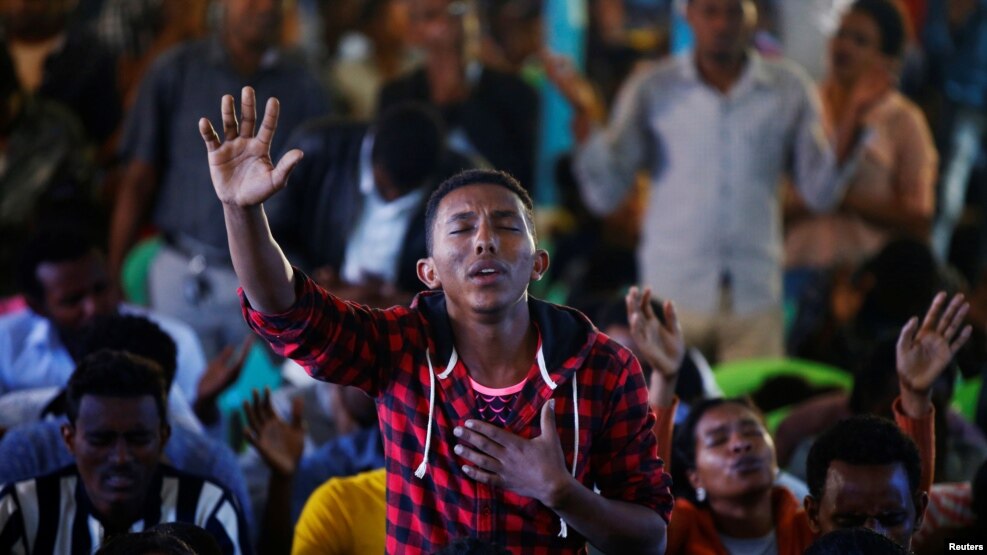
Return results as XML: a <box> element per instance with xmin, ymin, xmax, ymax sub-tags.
<box><xmin>0</xmin><ymin>463</ymin><xmax>250</xmax><ymax>554</ymax></box>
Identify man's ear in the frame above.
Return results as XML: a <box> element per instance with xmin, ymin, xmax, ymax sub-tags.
<box><xmin>61</xmin><ymin>422</ymin><xmax>76</xmax><ymax>456</ymax></box>
<box><xmin>530</xmin><ymin>249</ymin><xmax>550</xmax><ymax>282</ymax></box>
<box><xmin>417</xmin><ymin>258</ymin><xmax>441</xmax><ymax>290</ymax></box>
<box><xmin>804</xmin><ymin>494</ymin><xmax>822</xmax><ymax>534</ymax></box>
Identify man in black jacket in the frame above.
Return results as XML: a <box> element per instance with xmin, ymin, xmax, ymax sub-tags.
<box><xmin>377</xmin><ymin>0</ymin><xmax>538</xmax><ymax>190</ymax></box>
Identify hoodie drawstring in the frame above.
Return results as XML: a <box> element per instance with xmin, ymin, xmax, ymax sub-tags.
<box><xmin>416</xmin><ymin>345</ymin><xmax>581</xmax><ymax>539</ymax></box>
<box><xmin>537</xmin><ymin>350</ymin><xmax>579</xmax><ymax>539</ymax></box>
<box><xmin>416</xmin><ymin>348</ymin><xmax>457</xmax><ymax>479</ymax></box>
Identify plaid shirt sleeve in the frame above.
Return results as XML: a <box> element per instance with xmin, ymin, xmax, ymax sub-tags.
<box><xmin>587</xmin><ymin>337</ymin><xmax>674</xmax><ymax>523</ymax></box>
<box><xmin>238</xmin><ymin>270</ymin><xmax>421</xmax><ymax>396</ymax></box>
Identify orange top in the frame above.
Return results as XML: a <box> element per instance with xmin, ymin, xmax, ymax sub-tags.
<box><xmin>666</xmin><ymin>487</ymin><xmax>814</xmax><ymax>555</ymax></box>
<box><xmin>652</xmin><ymin>395</ymin><xmax>935</xmax><ymax>554</ymax></box>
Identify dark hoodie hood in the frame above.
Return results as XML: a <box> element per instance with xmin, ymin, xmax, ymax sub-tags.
<box><xmin>410</xmin><ymin>290</ymin><xmax>598</xmax><ymax>383</ymax></box>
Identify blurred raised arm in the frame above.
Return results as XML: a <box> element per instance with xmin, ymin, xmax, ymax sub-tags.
<box><xmin>199</xmin><ymin>86</ymin><xmax>301</xmax><ymax>313</ymax></box>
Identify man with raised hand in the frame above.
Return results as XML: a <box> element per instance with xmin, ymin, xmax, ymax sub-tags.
<box><xmin>197</xmin><ymin>87</ymin><xmax>672</xmax><ymax>554</ymax></box>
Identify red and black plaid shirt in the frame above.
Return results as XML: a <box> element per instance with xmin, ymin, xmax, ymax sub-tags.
<box><xmin>241</xmin><ymin>272</ymin><xmax>673</xmax><ymax>554</ymax></box>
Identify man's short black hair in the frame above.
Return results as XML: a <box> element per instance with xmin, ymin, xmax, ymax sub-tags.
<box><xmin>66</xmin><ymin>350</ymin><xmax>169</xmax><ymax>425</ymax></box>
<box><xmin>77</xmin><ymin>314</ymin><xmax>179</xmax><ymax>386</ymax></box>
<box><xmin>850</xmin><ymin>0</ymin><xmax>908</xmax><ymax>58</ymax></box>
<box><xmin>147</xmin><ymin>523</ymin><xmax>223</xmax><ymax>555</ymax></box>
<box><xmin>371</xmin><ymin>102</ymin><xmax>446</xmax><ymax>194</ymax></box>
<box><xmin>95</xmin><ymin>525</ymin><xmax>216</xmax><ymax>555</ymax></box>
<box><xmin>806</xmin><ymin>414</ymin><xmax>922</xmax><ymax>499</ymax></box>
<box><xmin>16</xmin><ymin>227</ymin><xmax>99</xmax><ymax>301</ymax></box>
<box><xmin>423</xmin><ymin>169</ymin><xmax>535</xmax><ymax>254</ymax></box>
<box><xmin>804</xmin><ymin>527</ymin><xmax>909</xmax><ymax>555</ymax></box>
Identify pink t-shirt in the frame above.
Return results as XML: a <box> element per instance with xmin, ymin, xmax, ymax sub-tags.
<box><xmin>466</xmin><ymin>332</ymin><xmax>542</xmax><ymax>427</ymax></box>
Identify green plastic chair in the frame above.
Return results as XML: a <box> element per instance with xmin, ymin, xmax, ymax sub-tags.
<box><xmin>952</xmin><ymin>374</ymin><xmax>982</xmax><ymax>423</ymax></box>
<box><xmin>120</xmin><ymin>235</ymin><xmax>163</xmax><ymax>307</ymax></box>
<box><xmin>712</xmin><ymin>358</ymin><xmax>854</xmax><ymax>433</ymax></box>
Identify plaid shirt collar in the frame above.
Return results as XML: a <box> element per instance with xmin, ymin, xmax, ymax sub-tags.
<box><xmin>412</xmin><ymin>290</ymin><xmax>593</xmax><ymax>380</ymax></box>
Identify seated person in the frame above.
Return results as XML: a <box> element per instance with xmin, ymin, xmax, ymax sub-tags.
<box><xmin>0</xmin><ymin>314</ymin><xmax>252</xmax><ymax>526</ymax></box>
<box><xmin>266</xmin><ymin>101</ymin><xmax>474</xmax><ymax>307</ymax></box>
<box><xmin>290</xmin><ymin>385</ymin><xmax>384</xmax><ymax>520</ymax></box>
<box><xmin>293</xmin><ymin>468</ymin><xmax>386</xmax><ymax>555</ymax></box>
<box><xmin>805</xmin><ymin>527</ymin><xmax>908</xmax><ymax>555</ymax></box>
<box><xmin>239</xmin><ymin>383</ymin><xmax>386</xmax><ymax>553</ymax></box>
<box><xmin>776</xmin><ymin>334</ymin><xmax>987</xmax><ymax>483</ymax></box>
<box><xmin>96</xmin><ymin>522</ymin><xmax>222</xmax><ymax>555</ymax></box>
<box><xmin>0</xmin><ymin>350</ymin><xmax>250</xmax><ymax>554</ymax></box>
<box><xmin>787</xmin><ymin>237</ymin><xmax>942</xmax><ymax>372</ymax></box>
<box><xmin>638</xmin><ymin>290</ymin><xmax>969</xmax><ymax>553</ymax></box>
<box><xmin>0</xmin><ymin>228</ymin><xmax>247</xmax><ymax>429</ymax></box>
<box><xmin>805</xmin><ymin>415</ymin><xmax>931</xmax><ymax>551</ymax></box>
<box><xmin>0</xmin><ymin>229</ymin><xmax>204</xmax><ymax>425</ymax></box>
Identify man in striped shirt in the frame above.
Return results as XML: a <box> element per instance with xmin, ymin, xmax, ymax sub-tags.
<box><xmin>0</xmin><ymin>350</ymin><xmax>249</xmax><ymax>554</ymax></box>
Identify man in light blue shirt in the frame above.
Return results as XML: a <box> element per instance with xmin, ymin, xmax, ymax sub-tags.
<box><xmin>0</xmin><ymin>229</ymin><xmax>206</xmax><ymax>431</ymax></box>
<box><xmin>546</xmin><ymin>0</ymin><xmax>875</xmax><ymax>362</ymax></box>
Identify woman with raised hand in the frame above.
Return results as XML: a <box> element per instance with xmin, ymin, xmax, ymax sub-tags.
<box><xmin>629</xmin><ymin>287</ymin><xmax>971</xmax><ymax>554</ymax></box>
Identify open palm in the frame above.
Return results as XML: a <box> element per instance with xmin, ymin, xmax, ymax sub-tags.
<box><xmin>243</xmin><ymin>388</ymin><xmax>305</xmax><ymax>477</ymax></box>
<box><xmin>199</xmin><ymin>86</ymin><xmax>303</xmax><ymax>207</ymax></box>
<box><xmin>626</xmin><ymin>286</ymin><xmax>684</xmax><ymax>380</ymax></box>
<box><xmin>896</xmin><ymin>292</ymin><xmax>972</xmax><ymax>394</ymax></box>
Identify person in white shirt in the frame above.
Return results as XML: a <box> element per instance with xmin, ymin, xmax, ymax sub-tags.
<box><xmin>544</xmin><ymin>0</ymin><xmax>883</xmax><ymax>362</ymax></box>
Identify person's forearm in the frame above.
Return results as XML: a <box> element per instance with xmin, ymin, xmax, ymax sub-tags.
<box><xmin>258</xmin><ymin>472</ymin><xmax>294</xmax><ymax>555</ymax></box>
<box><xmin>650</xmin><ymin>398</ymin><xmax>677</xmax><ymax>467</ymax></box>
<box><xmin>898</xmin><ymin>385</ymin><xmax>933</xmax><ymax>420</ymax></box>
<box><xmin>223</xmin><ymin>203</ymin><xmax>296</xmax><ymax>314</ymax></box>
<box><xmin>842</xmin><ymin>192</ymin><xmax>932</xmax><ymax>237</ymax></box>
<box><xmin>109</xmin><ymin>160</ymin><xmax>157</xmax><ymax>281</ymax></box>
<box><xmin>893</xmin><ymin>395</ymin><xmax>935</xmax><ymax>491</ymax></box>
<box><xmin>547</xmin><ymin>477</ymin><xmax>666</xmax><ymax>554</ymax></box>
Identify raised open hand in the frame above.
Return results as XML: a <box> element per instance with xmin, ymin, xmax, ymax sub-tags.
<box><xmin>199</xmin><ymin>86</ymin><xmax>303</xmax><ymax>207</ymax></box>
<box><xmin>194</xmin><ymin>336</ymin><xmax>254</xmax><ymax>424</ymax></box>
<box><xmin>897</xmin><ymin>292</ymin><xmax>972</xmax><ymax>399</ymax></box>
<box><xmin>626</xmin><ymin>286</ymin><xmax>684</xmax><ymax>409</ymax></box>
<box><xmin>243</xmin><ymin>388</ymin><xmax>306</xmax><ymax>477</ymax></box>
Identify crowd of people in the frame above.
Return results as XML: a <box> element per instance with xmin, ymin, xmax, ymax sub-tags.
<box><xmin>1</xmin><ymin>0</ymin><xmax>986</xmax><ymax>553</ymax></box>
